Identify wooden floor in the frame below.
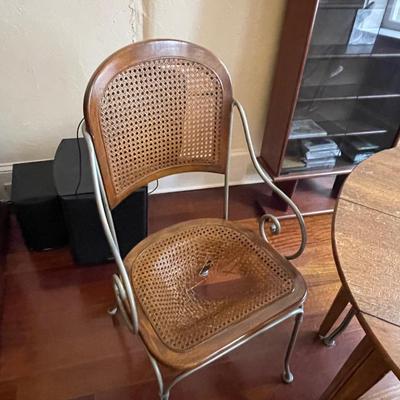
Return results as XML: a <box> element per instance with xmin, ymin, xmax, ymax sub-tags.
<box><xmin>148</xmin><ymin>177</ymin><xmax>338</xmax><ymax>233</ymax></box>
<box><xmin>0</xmin><ymin>186</ymin><xmax>399</xmax><ymax>400</ymax></box>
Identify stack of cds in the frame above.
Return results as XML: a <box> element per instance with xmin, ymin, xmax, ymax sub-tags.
<box><xmin>340</xmin><ymin>137</ymin><xmax>379</xmax><ymax>164</ymax></box>
<box><xmin>301</xmin><ymin>138</ymin><xmax>341</xmax><ymax>169</ymax></box>
<box><xmin>289</xmin><ymin>119</ymin><xmax>327</xmax><ymax>139</ymax></box>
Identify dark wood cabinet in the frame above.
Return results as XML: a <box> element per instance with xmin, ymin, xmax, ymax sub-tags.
<box><xmin>260</xmin><ymin>0</ymin><xmax>400</xmax><ymax>212</ymax></box>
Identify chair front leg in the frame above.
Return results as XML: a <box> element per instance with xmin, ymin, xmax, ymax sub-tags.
<box><xmin>147</xmin><ymin>351</ymin><xmax>170</xmax><ymax>400</ymax></box>
<box><xmin>282</xmin><ymin>307</ymin><xmax>304</xmax><ymax>383</ymax></box>
<box><xmin>161</xmin><ymin>393</ymin><xmax>170</xmax><ymax>400</ymax></box>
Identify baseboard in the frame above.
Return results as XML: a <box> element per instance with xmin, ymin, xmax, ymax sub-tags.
<box><xmin>0</xmin><ymin>150</ymin><xmax>263</xmax><ymax>200</ymax></box>
<box><xmin>150</xmin><ymin>149</ymin><xmax>263</xmax><ymax>194</ymax></box>
<box><xmin>152</xmin><ymin>174</ymin><xmax>263</xmax><ymax>194</ymax></box>
<box><xmin>0</xmin><ymin>163</ymin><xmax>13</xmax><ymax>201</ymax></box>
<box><xmin>0</xmin><ymin>202</ymin><xmax>10</xmax><ymax>314</ymax></box>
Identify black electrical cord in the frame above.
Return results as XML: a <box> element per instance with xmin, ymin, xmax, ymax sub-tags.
<box><xmin>73</xmin><ymin>117</ymin><xmax>158</xmax><ymax>196</ymax></box>
<box><xmin>74</xmin><ymin>118</ymin><xmax>85</xmax><ymax>195</ymax></box>
<box><xmin>148</xmin><ymin>179</ymin><xmax>159</xmax><ymax>194</ymax></box>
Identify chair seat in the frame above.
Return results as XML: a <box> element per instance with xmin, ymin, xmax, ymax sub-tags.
<box><xmin>125</xmin><ymin>218</ymin><xmax>306</xmax><ymax>370</ymax></box>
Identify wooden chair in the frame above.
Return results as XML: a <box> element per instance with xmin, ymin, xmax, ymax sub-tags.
<box><xmin>83</xmin><ymin>39</ymin><xmax>307</xmax><ymax>400</ymax></box>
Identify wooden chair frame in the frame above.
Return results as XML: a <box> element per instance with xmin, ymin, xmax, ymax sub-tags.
<box><xmin>83</xmin><ymin>41</ymin><xmax>307</xmax><ymax>400</ymax></box>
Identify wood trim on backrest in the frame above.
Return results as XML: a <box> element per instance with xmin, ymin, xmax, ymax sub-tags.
<box><xmin>84</xmin><ymin>39</ymin><xmax>233</xmax><ymax>208</ymax></box>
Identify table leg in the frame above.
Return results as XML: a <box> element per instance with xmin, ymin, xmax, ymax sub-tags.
<box><xmin>319</xmin><ymin>335</ymin><xmax>390</xmax><ymax>400</ymax></box>
<box><xmin>319</xmin><ymin>286</ymin><xmax>350</xmax><ymax>337</ymax></box>
<box><xmin>331</xmin><ymin>174</ymin><xmax>348</xmax><ymax>198</ymax></box>
<box><xmin>321</xmin><ymin>307</ymin><xmax>357</xmax><ymax>347</ymax></box>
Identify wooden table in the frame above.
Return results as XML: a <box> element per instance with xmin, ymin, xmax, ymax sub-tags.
<box><xmin>319</xmin><ymin>147</ymin><xmax>400</xmax><ymax>400</ymax></box>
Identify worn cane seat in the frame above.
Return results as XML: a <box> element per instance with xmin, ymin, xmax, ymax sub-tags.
<box><xmin>125</xmin><ymin>218</ymin><xmax>306</xmax><ymax>370</ymax></box>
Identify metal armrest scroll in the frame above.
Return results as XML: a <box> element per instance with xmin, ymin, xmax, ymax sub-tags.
<box><xmin>233</xmin><ymin>100</ymin><xmax>307</xmax><ymax>260</ymax></box>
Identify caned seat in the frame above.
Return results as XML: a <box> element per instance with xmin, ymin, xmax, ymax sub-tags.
<box><xmin>83</xmin><ymin>39</ymin><xmax>308</xmax><ymax>399</ymax></box>
<box><xmin>125</xmin><ymin>218</ymin><xmax>306</xmax><ymax>370</ymax></box>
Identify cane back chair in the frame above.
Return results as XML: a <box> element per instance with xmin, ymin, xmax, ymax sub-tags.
<box><xmin>83</xmin><ymin>39</ymin><xmax>307</xmax><ymax>400</ymax></box>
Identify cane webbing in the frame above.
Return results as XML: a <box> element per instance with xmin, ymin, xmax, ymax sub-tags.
<box><xmin>128</xmin><ymin>221</ymin><xmax>294</xmax><ymax>351</ymax></box>
<box><xmin>99</xmin><ymin>58</ymin><xmax>224</xmax><ymax>197</ymax></box>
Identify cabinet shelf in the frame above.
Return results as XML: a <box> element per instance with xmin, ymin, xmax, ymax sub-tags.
<box><xmin>280</xmin><ymin>156</ymin><xmax>356</xmax><ymax>178</ymax></box>
<box><xmin>308</xmin><ymin>44</ymin><xmax>400</xmax><ymax>59</ymax></box>
<box><xmin>288</xmin><ymin>119</ymin><xmax>388</xmax><ymax>141</ymax></box>
<box><xmin>259</xmin><ymin>0</ymin><xmax>400</xmax><ymax>213</ymax></box>
<box><xmin>319</xmin><ymin>5</ymin><xmax>367</xmax><ymax>9</ymax></box>
<box><xmin>319</xmin><ymin>0</ymin><xmax>365</xmax><ymax>9</ymax></box>
<box><xmin>298</xmin><ymin>84</ymin><xmax>400</xmax><ymax>102</ymax></box>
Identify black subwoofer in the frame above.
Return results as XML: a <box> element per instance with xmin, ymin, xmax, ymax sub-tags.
<box><xmin>11</xmin><ymin>161</ymin><xmax>68</xmax><ymax>251</ymax></box>
<box><xmin>54</xmin><ymin>138</ymin><xmax>148</xmax><ymax>264</ymax></box>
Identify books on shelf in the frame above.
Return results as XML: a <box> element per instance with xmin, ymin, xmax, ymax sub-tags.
<box><xmin>304</xmin><ymin>158</ymin><xmax>337</xmax><ymax>168</ymax></box>
<box><xmin>282</xmin><ymin>156</ymin><xmax>306</xmax><ymax>170</ymax></box>
<box><xmin>283</xmin><ymin>136</ymin><xmax>380</xmax><ymax>172</ymax></box>
<box><xmin>289</xmin><ymin>119</ymin><xmax>327</xmax><ymax>139</ymax></box>
<box><xmin>353</xmin><ymin>152</ymin><xmax>375</xmax><ymax>163</ymax></box>
<box><xmin>301</xmin><ymin>138</ymin><xmax>340</xmax><ymax>169</ymax></box>
<box><xmin>348</xmin><ymin>8</ymin><xmax>385</xmax><ymax>47</ymax></box>
<box><xmin>282</xmin><ymin>138</ymin><xmax>342</xmax><ymax>171</ymax></box>
<box><xmin>303</xmin><ymin>148</ymin><xmax>341</xmax><ymax>160</ymax></box>
<box><xmin>340</xmin><ymin>137</ymin><xmax>379</xmax><ymax>164</ymax></box>
<box><xmin>344</xmin><ymin>136</ymin><xmax>380</xmax><ymax>152</ymax></box>
<box><xmin>301</xmin><ymin>138</ymin><xmax>339</xmax><ymax>152</ymax></box>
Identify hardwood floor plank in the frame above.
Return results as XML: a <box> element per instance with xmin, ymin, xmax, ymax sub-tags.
<box><xmin>0</xmin><ymin>189</ymin><xmax>397</xmax><ymax>399</ymax></box>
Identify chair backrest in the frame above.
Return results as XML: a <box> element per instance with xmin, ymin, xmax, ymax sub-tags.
<box><xmin>84</xmin><ymin>39</ymin><xmax>233</xmax><ymax>208</ymax></box>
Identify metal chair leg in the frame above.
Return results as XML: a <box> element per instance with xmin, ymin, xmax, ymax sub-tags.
<box><xmin>282</xmin><ymin>309</ymin><xmax>304</xmax><ymax>384</ymax></box>
<box><xmin>147</xmin><ymin>351</ymin><xmax>170</xmax><ymax>400</ymax></box>
<box><xmin>146</xmin><ymin>307</ymin><xmax>305</xmax><ymax>397</ymax></box>
<box><xmin>319</xmin><ymin>307</ymin><xmax>357</xmax><ymax>347</ymax></box>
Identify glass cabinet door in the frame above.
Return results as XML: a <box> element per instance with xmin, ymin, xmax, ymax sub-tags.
<box><xmin>282</xmin><ymin>0</ymin><xmax>400</xmax><ymax>174</ymax></box>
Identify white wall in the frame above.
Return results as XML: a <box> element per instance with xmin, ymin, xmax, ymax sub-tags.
<box><xmin>142</xmin><ymin>0</ymin><xmax>287</xmax><ymax>193</ymax></box>
<box><xmin>0</xmin><ymin>0</ymin><xmax>136</xmax><ymax>198</ymax></box>
<box><xmin>0</xmin><ymin>0</ymin><xmax>286</xmax><ymax>199</ymax></box>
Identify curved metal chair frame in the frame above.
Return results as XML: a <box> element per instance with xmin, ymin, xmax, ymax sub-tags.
<box><xmin>83</xmin><ymin>40</ymin><xmax>307</xmax><ymax>400</ymax></box>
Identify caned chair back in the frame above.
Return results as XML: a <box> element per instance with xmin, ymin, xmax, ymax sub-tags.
<box><xmin>84</xmin><ymin>39</ymin><xmax>233</xmax><ymax>208</ymax></box>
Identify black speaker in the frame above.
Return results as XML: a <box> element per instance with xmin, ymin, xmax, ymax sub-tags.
<box><xmin>54</xmin><ymin>138</ymin><xmax>148</xmax><ymax>264</ymax></box>
<box><xmin>11</xmin><ymin>161</ymin><xmax>68</xmax><ymax>251</ymax></box>
<box><xmin>61</xmin><ymin>190</ymin><xmax>147</xmax><ymax>264</ymax></box>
